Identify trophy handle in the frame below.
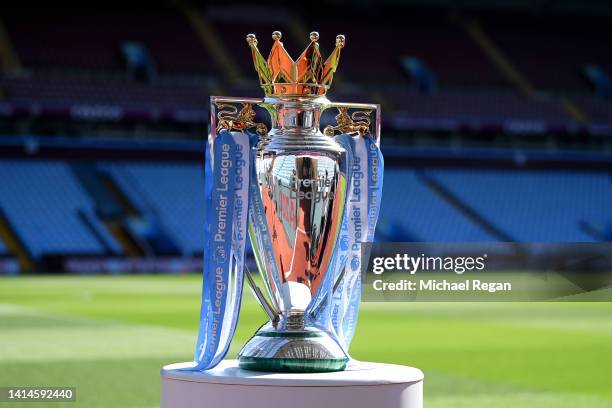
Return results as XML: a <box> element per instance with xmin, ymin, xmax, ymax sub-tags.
<box><xmin>321</xmin><ymin>102</ymin><xmax>381</xmax><ymax>146</ymax></box>
<box><xmin>211</xmin><ymin>96</ymin><xmax>381</xmax><ymax>146</ymax></box>
<box><xmin>209</xmin><ymin>96</ymin><xmax>268</xmax><ymax>142</ymax></box>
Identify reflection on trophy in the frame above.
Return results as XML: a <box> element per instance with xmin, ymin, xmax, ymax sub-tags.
<box><xmin>212</xmin><ymin>31</ymin><xmax>380</xmax><ymax>372</ymax></box>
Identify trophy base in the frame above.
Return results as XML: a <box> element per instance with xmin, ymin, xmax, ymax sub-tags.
<box><xmin>238</xmin><ymin>356</ymin><xmax>348</xmax><ymax>373</ymax></box>
<box><xmin>161</xmin><ymin>360</ymin><xmax>424</xmax><ymax>408</ymax></box>
<box><xmin>237</xmin><ymin>324</ymin><xmax>348</xmax><ymax>373</ymax></box>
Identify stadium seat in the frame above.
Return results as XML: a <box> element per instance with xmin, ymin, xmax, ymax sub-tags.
<box><xmin>378</xmin><ymin>169</ymin><xmax>496</xmax><ymax>242</ymax></box>
<box><xmin>427</xmin><ymin>169</ymin><xmax>612</xmax><ymax>242</ymax></box>
<box><xmin>107</xmin><ymin>162</ymin><xmax>205</xmax><ymax>255</ymax></box>
<box><xmin>0</xmin><ymin>160</ymin><xmax>121</xmax><ymax>257</ymax></box>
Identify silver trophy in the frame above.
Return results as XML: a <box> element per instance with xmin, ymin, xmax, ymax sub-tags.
<box><xmin>210</xmin><ymin>31</ymin><xmax>380</xmax><ymax>372</ymax></box>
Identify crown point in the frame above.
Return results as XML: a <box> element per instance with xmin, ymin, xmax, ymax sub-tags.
<box><xmin>336</xmin><ymin>34</ymin><xmax>346</xmax><ymax>48</ymax></box>
<box><xmin>246</xmin><ymin>33</ymin><xmax>257</xmax><ymax>46</ymax></box>
<box><xmin>246</xmin><ymin>29</ymin><xmax>343</xmax><ymax>97</ymax></box>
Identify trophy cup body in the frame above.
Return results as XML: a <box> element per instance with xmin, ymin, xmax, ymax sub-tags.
<box><xmin>238</xmin><ymin>96</ymin><xmax>349</xmax><ymax>372</ymax></box>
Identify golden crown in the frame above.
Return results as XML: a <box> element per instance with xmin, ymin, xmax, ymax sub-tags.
<box><xmin>246</xmin><ymin>31</ymin><xmax>345</xmax><ymax>97</ymax></box>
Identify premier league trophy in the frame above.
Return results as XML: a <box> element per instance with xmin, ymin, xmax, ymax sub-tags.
<box><xmin>160</xmin><ymin>31</ymin><xmax>425</xmax><ymax>408</ymax></box>
<box><xmin>237</xmin><ymin>31</ymin><xmax>374</xmax><ymax>373</ymax></box>
<box><xmin>189</xmin><ymin>31</ymin><xmax>383</xmax><ymax>373</ymax></box>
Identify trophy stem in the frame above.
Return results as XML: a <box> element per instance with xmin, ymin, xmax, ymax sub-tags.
<box><xmin>244</xmin><ymin>265</ymin><xmax>280</xmax><ymax>327</ymax></box>
<box><xmin>285</xmin><ymin>311</ymin><xmax>305</xmax><ymax>330</ymax></box>
<box><xmin>238</xmin><ymin>303</ymin><xmax>347</xmax><ymax>373</ymax></box>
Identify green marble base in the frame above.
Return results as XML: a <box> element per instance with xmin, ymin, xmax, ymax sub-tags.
<box><xmin>238</xmin><ymin>356</ymin><xmax>348</xmax><ymax>373</ymax></box>
<box><xmin>237</xmin><ymin>325</ymin><xmax>349</xmax><ymax>373</ymax></box>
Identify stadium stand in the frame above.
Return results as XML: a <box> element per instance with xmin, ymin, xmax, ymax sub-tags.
<box><xmin>377</xmin><ymin>169</ymin><xmax>496</xmax><ymax>242</ymax></box>
<box><xmin>4</xmin><ymin>5</ymin><xmax>215</xmax><ymax>75</ymax></box>
<box><xmin>0</xmin><ymin>145</ymin><xmax>608</xmax><ymax>271</ymax></box>
<box><xmin>390</xmin><ymin>89</ymin><xmax>571</xmax><ymax>125</ymax></box>
<box><xmin>571</xmin><ymin>94</ymin><xmax>612</xmax><ymax>123</ymax></box>
<box><xmin>106</xmin><ymin>162</ymin><xmax>205</xmax><ymax>255</ymax></box>
<box><xmin>0</xmin><ymin>160</ymin><xmax>121</xmax><ymax>258</ymax></box>
<box><xmin>205</xmin><ymin>4</ymin><xmax>324</xmax><ymax>84</ymax></box>
<box><xmin>0</xmin><ymin>72</ymin><xmax>211</xmax><ymax>113</ymax></box>
<box><xmin>308</xmin><ymin>8</ymin><xmax>507</xmax><ymax>89</ymax></box>
<box><xmin>0</xmin><ymin>2</ymin><xmax>611</xmax><ymax>274</ymax></box>
<box><xmin>427</xmin><ymin>169</ymin><xmax>612</xmax><ymax>242</ymax></box>
<box><xmin>1</xmin><ymin>4</ymin><xmax>610</xmax><ymax>134</ymax></box>
<box><xmin>482</xmin><ymin>12</ymin><xmax>612</xmax><ymax>92</ymax></box>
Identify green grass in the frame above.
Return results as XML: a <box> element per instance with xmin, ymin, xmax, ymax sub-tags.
<box><xmin>1</xmin><ymin>275</ymin><xmax>612</xmax><ymax>407</ymax></box>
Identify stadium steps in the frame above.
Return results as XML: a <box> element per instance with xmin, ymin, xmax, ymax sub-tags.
<box><xmin>75</xmin><ymin>209</ymin><xmax>122</xmax><ymax>255</ymax></box>
<box><xmin>100</xmin><ymin>173</ymin><xmax>141</xmax><ymax>217</ymax></box>
<box><xmin>458</xmin><ymin>16</ymin><xmax>589</xmax><ymax>123</ymax></box>
<box><xmin>420</xmin><ymin>172</ymin><xmax>514</xmax><ymax>241</ymax></box>
<box><xmin>559</xmin><ymin>97</ymin><xmax>589</xmax><ymax>123</ymax></box>
<box><xmin>103</xmin><ymin>221</ymin><xmax>145</xmax><ymax>257</ymax></box>
<box><xmin>286</xmin><ymin>14</ymin><xmax>396</xmax><ymax>111</ymax></box>
<box><xmin>98</xmin><ymin>173</ymin><xmax>149</xmax><ymax>257</ymax></box>
<box><xmin>70</xmin><ymin>163</ymin><xmax>133</xmax><ymax>255</ymax></box>
<box><xmin>0</xmin><ymin>208</ymin><xmax>32</xmax><ymax>271</ymax></box>
<box><xmin>0</xmin><ymin>17</ymin><xmax>21</xmax><ymax>73</ymax></box>
<box><xmin>70</xmin><ymin>163</ymin><xmax>125</xmax><ymax>215</ymax></box>
<box><xmin>71</xmin><ymin>163</ymin><xmax>148</xmax><ymax>256</ymax></box>
<box><xmin>175</xmin><ymin>0</ymin><xmax>240</xmax><ymax>85</ymax></box>
<box><xmin>458</xmin><ymin>17</ymin><xmax>534</xmax><ymax>96</ymax></box>
<box><xmin>107</xmin><ymin>162</ymin><xmax>205</xmax><ymax>255</ymax></box>
<box><xmin>378</xmin><ymin>169</ymin><xmax>496</xmax><ymax>242</ymax></box>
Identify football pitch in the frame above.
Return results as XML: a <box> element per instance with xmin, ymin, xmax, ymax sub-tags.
<box><xmin>1</xmin><ymin>275</ymin><xmax>612</xmax><ymax>408</ymax></box>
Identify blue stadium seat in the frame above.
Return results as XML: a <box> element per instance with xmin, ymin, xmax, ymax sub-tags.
<box><xmin>0</xmin><ymin>160</ymin><xmax>119</xmax><ymax>257</ymax></box>
<box><xmin>378</xmin><ymin>169</ymin><xmax>495</xmax><ymax>242</ymax></box>
<box><xmin>427</xmin><ymin>169</ymin><xmax>612</xmax><ymax>242</ymax></box>
<box><xmin>108</xmin><ymin>162</ymin><xmax>205</xmax><ymax>255</ymax></box>
<box><xmin>0</xmin><ymin>238</ymin><xmax>7</xmax><ymax>254</ymax></box>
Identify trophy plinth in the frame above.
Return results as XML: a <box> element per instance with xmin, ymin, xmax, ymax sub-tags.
<box><xmin>161</xmin><ymin>360</ymin><xmax>424</xmax><ymax>408</ymax></box>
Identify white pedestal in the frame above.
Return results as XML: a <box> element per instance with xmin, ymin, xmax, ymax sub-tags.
<box><xmin>161</xmin><ymin>360</ymin><xmax>423</xmax><ymax>408</ymax></box>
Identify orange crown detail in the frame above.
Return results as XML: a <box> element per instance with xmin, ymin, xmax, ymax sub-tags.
<box><xmin>246</xmin><ymin>31</ymin><xmax>345</xmax><ymax>97</ymax></box>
